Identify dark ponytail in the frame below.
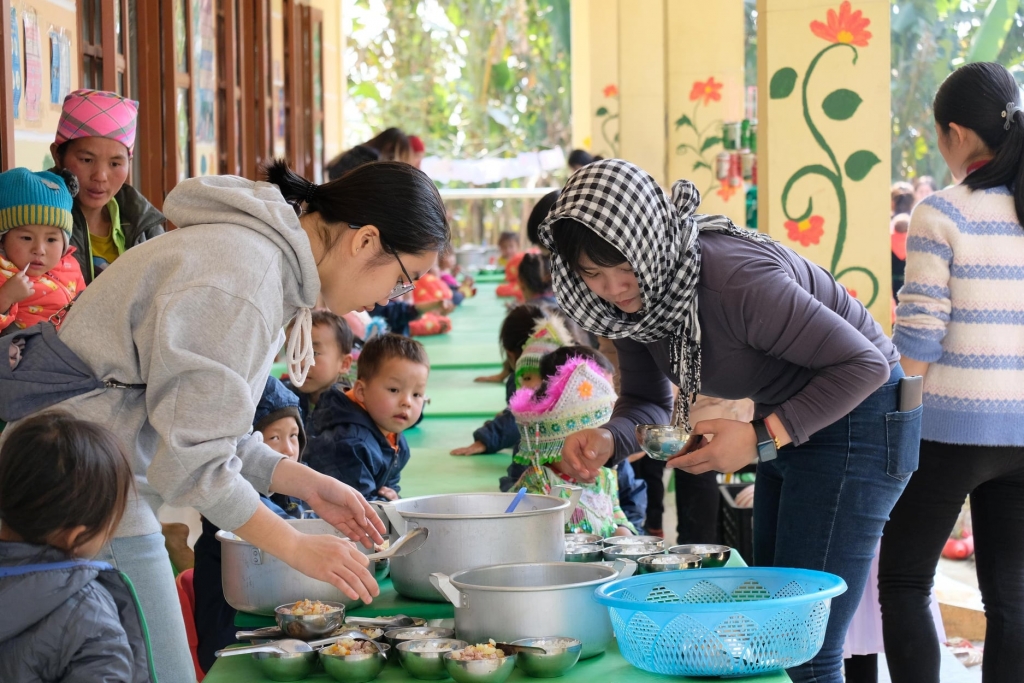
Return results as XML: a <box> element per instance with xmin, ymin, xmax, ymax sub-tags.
<box><xmin>262</xmin><ymin>159</ymin><xmax>449</xmax><ymax>259</ymax></box>
<box><xmin>933</xmin><ymin>62</ymin><xmax>1024</xmax><ymax>223</ymax></box>
<box><xmin>518</xmin><ymin>252</ymin><xmax>553</xmax><ymax>297</ymax></box>
<box><xmin>57</xmin><ymin>168</ymin><xmax>79</xmax><ymax>198</ymax></box>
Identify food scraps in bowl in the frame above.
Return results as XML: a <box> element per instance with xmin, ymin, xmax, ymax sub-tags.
<box><xmin>408</xmin><ymin>641</ymin><xmax>460</xmax><ymax>653</ymax></box>
<box><xmin>449</xmin><ymin>641</ymin><xmax>506</xmax><ymax>661</ymax></box>
<box><xmin>279</xmin><ymin>599</ymin><xmax>342</xmax><ymax>616</ymax></box>
<box><xmin>321</xmin><ymin>639</ymin><xmax>379</xmax><ymax>656</ymax></box>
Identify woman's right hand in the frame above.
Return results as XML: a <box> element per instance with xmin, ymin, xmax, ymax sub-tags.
<box><xmin>559</xmin><ymin>428</ymin><xmax>614</xmax><ymax>482</ymax></box>
<box><xmin>284</xmin><ymin>531</ymin><xmax>379</xmax><ymax>603</ymax></box>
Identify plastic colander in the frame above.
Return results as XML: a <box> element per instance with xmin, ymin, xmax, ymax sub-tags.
<box><xmin>593</xmin><ymin>567</ymin><xmax>847</xmax><ymax>677</ymax></box>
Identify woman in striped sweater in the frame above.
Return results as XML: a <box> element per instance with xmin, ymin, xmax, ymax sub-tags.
<box><xmin>880</xmin><ymin>62</ymin><xmax>1024</xmax><ymax>683</ymax></box>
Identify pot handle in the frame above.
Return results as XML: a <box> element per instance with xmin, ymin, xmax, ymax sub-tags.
<box><xmin>429</xmin><ymin>572</ymin><xmax>464</xmax><ymax>608</ymax></box>
<box><xmin>554</xmin><ymin>485</ymin><xmax>583</xmax><ymax>524</ymax></box>
<box><xmin>612</xmin><ymin>558</ymin><xmax>637</xmax><ymax>579</ymax></box>
<box><xmin>369</xmin><ymin>500</ymin><xmax>406</xmax><ymax>536</ymax></box>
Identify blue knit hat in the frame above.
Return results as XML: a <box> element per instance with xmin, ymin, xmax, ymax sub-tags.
<box><xmin>0</xmin><ymin>168</ymin><xmax>77</xmax><ymax>247</ymax></box>
<box><xmin>254</xmin><ymin>376</ymin><xmax>307</xmax><ymax>455</ymax></box>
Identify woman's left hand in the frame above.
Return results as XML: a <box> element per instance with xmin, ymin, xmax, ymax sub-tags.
<box><xmin>305</xmin><ymin>475</ymin><xmax>388</xmax><ymax>549</ymax></box>
<box><xmin>666</xmin><ymin>419</ymin><xmax>756</xmax><ymax>475</ymax></box>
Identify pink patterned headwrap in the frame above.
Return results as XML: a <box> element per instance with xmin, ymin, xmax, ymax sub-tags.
<box><xmin>55</xmin><ymin>90</ymin><xmax>139</xmax><ymax>157</ymax></box>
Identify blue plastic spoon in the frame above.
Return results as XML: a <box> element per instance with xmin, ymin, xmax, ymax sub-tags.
<box><xmin>505</xmin><ymin>487</ymin><xmax>528</xmax><ymax>513</ymax></box>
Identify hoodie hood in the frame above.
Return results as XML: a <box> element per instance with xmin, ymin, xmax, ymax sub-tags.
<box><xmin>0</xmin><ymin>543</ymin><xmax>99</xmax><ymax>642</ymax></box>
<box><xmin>161</xmin><ymin>175</ymin><xmax>320</xmax><ymax>311</ymax></box>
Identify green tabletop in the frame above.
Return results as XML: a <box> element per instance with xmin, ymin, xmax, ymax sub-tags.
<box><xmin>425</xmin><ymin>369</ymin><xmax>507</xmax><ymax>417</ymax></box>
<box><xmin>205</xmin><ymin>635</ymin><xmax>790</xmax><ymax>683</ymax></box>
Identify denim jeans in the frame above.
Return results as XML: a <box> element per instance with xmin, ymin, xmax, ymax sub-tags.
<box><xmin>754</xmin><ymin>365</ymin><xmax>921</xmax><ymax>683</ymax></box>
<box><xmin>97</xmin><ymin>533</ymin><xmax>196</xmax><ymax>683</ymax></box>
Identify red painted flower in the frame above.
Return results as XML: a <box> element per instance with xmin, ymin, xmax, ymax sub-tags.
<box><xmin>784</xmin><ymin>215</ymin><xmax>825</xmax><ymax>247</ymax></box>
<box><xmin>845</xmin><ymin>286</ymin><xmax>859</xmax><ymax>299</ymax></box>
<box><xmin>603</xmin><ymin>84</ymin><xmax>619</xmax><ymax>98</ymax></box>
<box><xmin>689</xmin><ymin>77</ymin><xmax>724</xmax><ymax>106</ymax></box>
<box><xmin>716</xmin><ymin>179</ymin><xmax>738</xmax><ymax>202</ymax></box>
<box><xmin>811</xmin><ymin>1</ymin><xmax>872</xmax><ymax>47</ymax></box>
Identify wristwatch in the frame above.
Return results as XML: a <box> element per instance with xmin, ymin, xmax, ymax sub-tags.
<box><xmin>752</xmin><ymin>419</ymin><xmax>779</xmax><ymax>462</ymax></box>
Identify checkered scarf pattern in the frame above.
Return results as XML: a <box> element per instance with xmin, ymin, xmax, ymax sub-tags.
<box><xmin>536</xmin><ymin>159</ymin><xmax>774</xmax><ymax>429</ymax></box>
<box><xmin>55</xmin><ymin>90</ymin><xmax>139</xmax><ymax>156</ymax></box>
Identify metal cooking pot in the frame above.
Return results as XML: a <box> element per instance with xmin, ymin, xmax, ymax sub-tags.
<box><xmin>373</xmin><ymin>490</ymin><xmax>582</xmax><ymax>601</ymax></box>
<box><xmin>429</xmin><ymin>560</ymin><xmax>636</xmax><ymax>659</ymax></box>
<box><xmin>217</xmin><ymin>518</ymin><xmax>392</xmax><ymax>615</ymax></box>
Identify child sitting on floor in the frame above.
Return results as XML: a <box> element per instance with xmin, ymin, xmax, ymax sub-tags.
<box><xmin>0</xmin><ymin>412</ymin><xmax>153</xmax><ymax>682</ymax></box>
<box><xmin>495</xmin><ymin>231</ymin><xmax>529</xmax><ymax>300</ymax></box>
<box><xmin>409</xmin><ymin>268</ymin><xmax>455</xmax><ymax>336</ymax></box>
<box><xmin>438</xmin><ymin>250</ymin><xmax>475</xmax><ymax>302</ymax></box>
<box><xmin>511</xmin><ymin>351</ymin><xmax>636</xmax><ymax>537</ymax></box>
<box><xmin>452</xmin><ymin>306</ymin><xmax>573</xmax><ymax>456</ymax></box>
<box><xmin>0</xmin><ymin>168</ymin><xmax>86</xmax><ymax>332</ymax></box>
<box><xmin>304</xmin><ymin>333</ymin><xmax>428</xmax><ymax>502</ymax></box>
<box><xmin>193</xmin><ymin>375</ymin><xmax>311</xmax><ymax>672</ymax></box>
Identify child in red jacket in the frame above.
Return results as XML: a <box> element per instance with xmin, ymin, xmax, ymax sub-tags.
<box><xmin>0</xmin><ymin>168</ymin><xmax>85</xmax><ymax>332</ymax></box>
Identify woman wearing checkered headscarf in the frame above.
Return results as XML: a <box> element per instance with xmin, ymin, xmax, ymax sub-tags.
<box><xmin>537</xmin><ymin>159</ymin><xmax>919</xmax><ymax>683</ymax></box>
<box><xmin>50</xmin><ymin>89</ymin><xmax>165</xmax><ymax>284</ymax></box>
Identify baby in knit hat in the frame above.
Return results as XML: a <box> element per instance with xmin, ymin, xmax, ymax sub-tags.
<box><xmin>510</xmin><ymin>349</ymin><xmax>636</xmax><ymax>537</ymax></box>
<box><xmin>0</xmin><ymin>168</ymin><xmax>85</xmax><ymax>333</ymax></box>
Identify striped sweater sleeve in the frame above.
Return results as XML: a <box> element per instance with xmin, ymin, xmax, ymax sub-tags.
<box><xmin>893</xmin><ymin>199</ymin><xmax>954</xmax><ymax>362</ymax></box>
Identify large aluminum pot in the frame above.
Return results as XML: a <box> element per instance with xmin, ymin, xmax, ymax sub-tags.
<box><xmin>217</xmin><ymin>518</ymin><xmax>391</xmax><ymax>615</ymax></box>
<box><xmin>374</xmin><ymin>489</ymin><xmax>582</xmax><ymax>601</ymax></box>
<box><xmin>429</xmin><ymin>560</ymin><xmax>636</xmax><ymax>659</ymax></box>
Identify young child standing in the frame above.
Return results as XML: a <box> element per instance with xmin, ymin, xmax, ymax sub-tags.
<box><xmin>0</xmin><ymin>412</ymin><xmax>153</xmax><ymax>682</ymax></box>
<box><xmin>193</xmin><ymin>375</ymin><xmax>310</xmax><ymax>672</ymax></box>
<box><xmin>0</xmin><ymin>168</ymin><xmax>85</xmax><ymax>332</ymax></box>
<box><xmin>304</xmin><ymin>333</ymin><xmax>429</xmax><ymax>502</ymax></box>
<box><xmin>510</xmin><ymin>354</ymin><xmax>636</xmax><ymax>537</ymax></box>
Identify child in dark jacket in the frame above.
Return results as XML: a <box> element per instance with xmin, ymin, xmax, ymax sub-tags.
<box><xmin>305</xmin><ymin>333</ymin><xmax>429</xmax><ymax>502</ymax></box>
<box><xmin>288</xmin><ymin>310</ymin><xmax>355</xmax><ymax>432</ymax></box>
<box><xmin>193</xmin><ymin>375</ymin><xmax>310</xmax><ymax>672</ymax></box>
<box><xmin>0</xmin><ymin>413</ymin><xmax>153</xmax><ymax>683</ymax></box>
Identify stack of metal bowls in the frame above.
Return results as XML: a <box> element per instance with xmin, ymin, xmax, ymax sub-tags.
<box><xmin>395</xmin><ymin>638</ymin><xmax>469</xmax><ymax>679</ymax></box>
<box><xmin>636</xmin><ymin>553</ymin><xmax>702</xmax><ymax>574</ymax></box>
<box><xmin>512</xmin><ymin>637</ymin><xmax>583</xmax><ymax>678</ymax></box>
<box><xmin>669</xmin><ymin>544</ymin><xmax>731</xmax><ymax>568</ymax></box>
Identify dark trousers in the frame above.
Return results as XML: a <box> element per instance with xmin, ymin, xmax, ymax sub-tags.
<box><xmin>631</xmin><ymin>456</ymin><xmax>720</xmax><ymax>545</ymax></box>
<box><xmin>879</xmin><ymin>440</ymin><xmax>1024</xmax><ymax>683</ymax></box>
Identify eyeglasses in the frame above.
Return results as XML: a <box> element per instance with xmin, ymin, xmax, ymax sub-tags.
<box><xmin>349</xmin><ymin>222</ymin><xmax>416</xmax><ymax>301</ymax></box>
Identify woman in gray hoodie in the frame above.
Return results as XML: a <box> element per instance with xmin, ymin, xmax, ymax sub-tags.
<box><xmin>1</xmin><ymin>160</ymin><xmax>449</xmax><ymax>683</ymax></box>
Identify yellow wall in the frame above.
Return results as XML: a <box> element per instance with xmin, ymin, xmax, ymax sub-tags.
<box><xmin>666</xmin><ymin>0</ymin><xmax>746</xmax><ymax>223</ymax></box>
<box><xmin>757</xmin><ymin>0</ymin><xmax>891</xmax><ymax>328</ymax></box>
<box><xmin>12</xmin><ymin>0</ymin><xmax>78</xmax><ymax>170</ymax></box>
<box><xmin>617</xmin><ymin>0</ymin><xmax>666</xmax><ymax>185</ymax></box>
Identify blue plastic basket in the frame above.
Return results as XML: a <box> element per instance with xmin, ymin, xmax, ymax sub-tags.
<box><xmin>593</xmin><ymin>567</ymin><xmax>847</xmax><ymax>677</ymax></box>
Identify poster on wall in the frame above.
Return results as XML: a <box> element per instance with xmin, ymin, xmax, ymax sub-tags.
<box><xmin>59</xmin><ymin>32</ymin><xmax>71</xmax><ymax>101</ymax></box>
<box><xmin>193</xmin><ymin>0</ymin><xmax>216</xmax><ymax>176</ymax></box>
<box><xmin>10</xmin><ymin>7</ymin><xmax>20</xmax><ymax>118</ymax></box>
<box><xmin>23</xmin><ymin>8</ymin><xmax>41</xmax><ymax>121</ymax></box>
<box><xmin>49</xmin><ymin>31</ymin><xmax>61</xmax><ymax>105</ymax></box>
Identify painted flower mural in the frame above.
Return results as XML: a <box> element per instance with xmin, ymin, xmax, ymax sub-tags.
<box><xmin>784</xmin><ymin>215</ymin><xmax>825</xmax><ymax>247</ymax></box>
<box><xmin>676</xmin><ymin>76</ymin><xmax>729</xmax><ymax>200</ymax></box>
<box><xmin>770</xmin><ymin>1</ymin><xmax>881</xmax><ymax>306</ymax></box>
<box><xmin>595</xmin><ymin>84</ymin><xmax>620</xmax><ymax>157</ymax></box>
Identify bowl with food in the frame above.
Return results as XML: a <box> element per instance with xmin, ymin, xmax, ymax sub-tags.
<box><xmin>602</xmin><ymin>544</ymin><xmax>664</xmax><ymax>563</ymax></box>
<box><xmin>668</xmin><ymin>544</ymin><xmax>731</xmax><ymax>568</ymax></box>
<box><xmin>319</xmin><ymin>640</ymin><xmax>389</xmax><ymax>683</ymax></box>
<box><xmin>384</xmin><ymin>626</ymin><xmax>456</xmax><ymax>651</ymax></box>
<box><xmin>564</xmin><ymin>543</ymin><xmax>604</xmax><ymax>563</ymax></box>
<box><xmin>637</xmin><ymin>553</ymin><xmax>702</xmax><ymax>574</ymax></box>
<box><xmin>251</xmin><ymin>649</ymin><xmax>320</xmax><ymax>682</ymax></box>
<box><xmin>635</xmin><ymin>424</ymin><xmax>692</xmax><ymax>461</ymax></box>
<box><xmin>444</xmin><ymin>643</ymin><xmax>516</xmax><ymax>683</ymax></box>
<box><xmin>275</xmin><ymin>600</ymin><xmax>346</xmax><ymax>640</ymax></box>
<box><xmin>601</xmin><ymin>535</ymin><xmax>665</xmax><ymax>549</ymax></box>
<box><xmin>564</xmin><ymin>533</ymin><xmax>601</xmax><ymax>546</ymax></box>
<box><xmin>396</xmin><ymin>638</ymin><xmax>469</xmax><ymax>680</ymax></box>
<box><xmin>510</xmin><ymin>637</ymin><xmax>583</xmax><ymax>678</ymax></box>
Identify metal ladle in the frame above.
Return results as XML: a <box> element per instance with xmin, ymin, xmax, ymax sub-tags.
<box><xmin>215</xmin><ymin>633</ymin><xmax>345</xmax><ymax>657</ymax></box>
<box><xmin>365</xmin><ymin>526</ymin><xmax>428</xmax><ymax>561</ymax></box>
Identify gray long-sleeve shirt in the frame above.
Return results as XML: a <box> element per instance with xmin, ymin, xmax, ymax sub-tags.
<box><xmin>604</xmin><ymin>231</ymin><xmax>898</xmax><ymax>460</ymax></box>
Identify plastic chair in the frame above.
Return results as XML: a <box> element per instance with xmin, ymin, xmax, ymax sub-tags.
<box><xmin>174</xmin><ymin>568</ymin><xmax>205</xmax><ymax>682</ymax></box>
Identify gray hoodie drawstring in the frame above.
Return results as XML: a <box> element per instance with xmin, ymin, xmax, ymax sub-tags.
<box><xmin>286</xmin><ymin>308</ymin><xmax>315</xmax><ymax>387</ymax></box>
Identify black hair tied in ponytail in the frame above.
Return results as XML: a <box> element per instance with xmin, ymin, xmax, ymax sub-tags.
<box><xmin>262</xmin><ymin>159</ymin><xmax>450</xmax><ymax>260</ymax></box>
<box><xmin>933</xmin><ymin>62</ymin><xmax>1024</xmax><ymax>223</ymax></box>
<box><xmin>58</xmin><ymin>168</ymin><xmax>79</xmax><ymax>199</ymax></box>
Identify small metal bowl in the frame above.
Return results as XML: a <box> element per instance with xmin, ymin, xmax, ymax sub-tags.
<box><xmin>444</xmin><ymin>651</ymin><xmax>516</xmax><ymax>683</ymax></box>
<box><xmin>320</xmin><ymin>643</ymin><xmax>389</xmax><ymax>683</ymax></box>
<box><xmin>396</xmin><ymin>638</ymin><xmax>469</xmax><ymax>680</ymax></box>
<box><xmin>385</xmin><ymin>627</ymin><xmax>457</xmax><ymax>650</ymax></box>
<box><xmin>670</xmin><ymin>544</ymin><xmax>732</xmax><ymax>568</ymax></box>
<box><xmin>637</xmin><ymin>553</ymin><xmax>703</xmax><ymax>574</ymax></box>
<box><xmin>602</xmin><ymin>535</ymin><xmax>665</xmax><ymax>548</ymax></box>
<box><xmin>564</xmin><ymin>543</ymin><xmax>604</xmax><ymax>563</ymax></box>
<box><xmin>603</xmin><ymin>544</ymin><xmax>664</xmax><ymax>562</ymax></box>
<box><xmin>252</xmin><ymin>650</ymin><xmax>319</xmax><ymax>682</ymax></box>
<box><xmin>275</xmin><ymin>601</ymin><xmax>347</xmax><ymax>640</ymax></box>
<box><xmin>564</xmin><ymin>533</ymin><xmax>601</xmax><ymax>546</ymax></box>
<box><xmin>635</xmin><ymin>424</ymin><xmax>691</xmax><ymax>461</ymax></box>
<box><xmin>511</xmin><ymin>637</ymin><xmax>583</xmax><ymax>678</ymax></box>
